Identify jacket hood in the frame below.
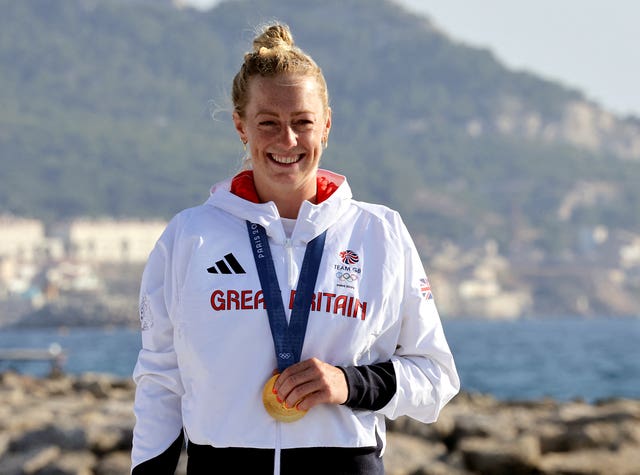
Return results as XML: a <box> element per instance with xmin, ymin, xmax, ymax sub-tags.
<box><xmin>205</xmin><ymin>169</ymin><xmax>352</xmax><ymax>245</ymax></box>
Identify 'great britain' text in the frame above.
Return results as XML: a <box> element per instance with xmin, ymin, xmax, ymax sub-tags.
<box><xmin>210</xmin><ymin>289</ymin><xmax>367</xmax><ymax>320</ymax></box>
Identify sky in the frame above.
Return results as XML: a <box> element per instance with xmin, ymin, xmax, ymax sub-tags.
<box><xmin>183</xmin><ymin>0</ymin><xmax>640</xmax><ymax>118</ymax></box>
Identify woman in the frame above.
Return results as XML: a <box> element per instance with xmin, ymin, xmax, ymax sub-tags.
<box><xmin>131</xmin><ymin>23</ymin><xmax>459</xmax><ymax>475</ymax></box>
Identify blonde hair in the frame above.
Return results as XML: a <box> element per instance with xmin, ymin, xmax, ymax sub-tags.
<box><xmin>231</xmin><ymin>23</ymin><xmax>329</xmax><ymax>118</ymax></box>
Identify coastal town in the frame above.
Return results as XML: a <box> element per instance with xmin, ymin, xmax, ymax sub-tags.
<box><xmin>0</xmin><ymin>215</ymin><xmax>165</xmax><ymax>328</ymax></box>
<box><xmin>1</xmin><ymin>213</ymin><xmax>640</xmax><ymax>327</ymax></box>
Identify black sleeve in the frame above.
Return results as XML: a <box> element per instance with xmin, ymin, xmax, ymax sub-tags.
<box><xmin>132</xmin><ymin>430</ymin><xmax>184</xmax><ymax>475</ymax></box>
<box><xmin>338</xmin><ymin>361</ymin><xmax>397</xmax><ymax>411</ymax></box>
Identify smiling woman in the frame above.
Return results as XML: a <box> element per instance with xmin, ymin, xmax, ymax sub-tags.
<box><xmin>231</xmin><ymin>25</ymin><xmax>331</xmax><ymax>219</ymax></box>
<box><xmin>131</xmin><ymin>23</ymin><xmax>459</xmax><ymax>475</ymax></box>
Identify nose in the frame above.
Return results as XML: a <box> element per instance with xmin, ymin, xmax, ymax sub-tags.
<box><xmin>279</xmin><ymin>125</ymin><xmax>298</xmax><ymax>148</ymax></box>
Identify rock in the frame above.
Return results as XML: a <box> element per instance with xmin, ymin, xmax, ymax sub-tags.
<box><xmin>538</xmin><ymin>445</ymin><xmax>640</xmax><ymax>475</ymax></box>
<box><xmin>384</xmin><ymin>432</ymin><xmax>447</xmax><ymax>475</ymax></box>
<box><xmin>0</xmin><ymin>432</ymin><xmax>10</xmax><ymax>459</ymax></box>
<box><xmin>539</xmin><ymin>400</ymin><xmax>640</xmax><ymax>453</ymax></box>
<box><xmin>452</xmin><ymin>412</ymin><xmax>519</xmax><ymax>441</ymax></box>
<box><xmin>458</xmin><ymin>434</ymin><xmax>541</xmax><ymax>475</ymax></box>
<box><xmin>538</xmin><ymin>421</ymin><xmax>571</xmax><ymax>453</ymax></box>
<box><xmin>83</xmin><ymin>407</ymin><xmax>134</xmax><ymax>453</ymax></box>
<box><xmin>35</xmin><ymin>450</ymin><xmax>96</xmax><ymax>475</ymax></box>
<box><xmin>86</xmin><ymin>423</ymin><xmax>132</xmax><ymax>454</ymax></box>
<box><xmin>93</xmin><ymin>451</ymin><xmax>132</xmax><ymax>475</ymax></box>
<box><xmin>10</xmin><ymin>423</ymin><xmax>87</xmax><ymax>452</ymax></box>
<box><xmin>0</xmin><ymin>371</ymin><xmax>639</xmax><ymax>475</ymax></box>
<box><xmin>0</xmin><ymin>446</ymin><xmax>62</xmax><ymax>475</ymax></box>
<box><xmin>22</xmin><ymin>446</ymin><xmax>61</xmax><ymax>474</ymax></box>
<box><xmin>386</xmin><ymin>416</ymin><xmax>446</xmax><ymax>442</ymax></box>
<box><xmin>73</xmin><ymin>373</ymin><xmax>117</xmax><ymax>399</ymax></box>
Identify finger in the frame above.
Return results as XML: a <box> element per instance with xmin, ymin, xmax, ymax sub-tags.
<box><xmin>274</xmin><ymin>365</ymin><xmax>316</xmax><ymax>401</ymax></box>
<box><xmin>283</xmin><ymin>368</ymin><xmax>346</xmax><ymax>409</ymax></box>
<box><xmin>273</xmin><ymin>359</ymin><xmax>319</xmax><ymax>394</ymax></box>
<box><xmin>283</xmin><ymin>381</ymin><xmax>320</xmax><ymax>409</ymax></box>
<box><xmin>273</xmin><ymin>358</ymin><xmax>348</xmax><ymax>409</ymax></box>
<box><xmin>295</xmin><ymin>390</ymin><xmax>324</xmax><ymax>411</ymax></box>
<box><xmin>291</xmin><ymin>373</ymin><xmax>342</xmax><ymax>410</ymax></box>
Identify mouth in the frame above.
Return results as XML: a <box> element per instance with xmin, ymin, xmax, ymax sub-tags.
<box><xmin>268</xmin><ymin>153</ymin><xmax>304</xmax><ymax>165</ymax></box>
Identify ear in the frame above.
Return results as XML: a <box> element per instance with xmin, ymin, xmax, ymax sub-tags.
<box><xmin>232</xmin><ymin>111</ymin><xmax>247</xmax><ymax>142</ymax></box>
<box><xmin>324</xmin><ymin>107</ymin><xmax>332</xmax><ymax>138</ymax></box>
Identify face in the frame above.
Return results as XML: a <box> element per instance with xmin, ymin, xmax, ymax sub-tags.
<box><xmin>233</xmin><ymin>74</ymin><xmax>331</xmax><ymax>204</ymax></box>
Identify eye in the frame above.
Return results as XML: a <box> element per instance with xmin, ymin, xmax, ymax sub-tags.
<box><xmin>259</xmin><ymin>120</ymin><xmax>277</xmax><ymax>126</ymax></box>
<box><xmin>294</xmin><ymin>119</ymin><xmax>314</xmax><ymax>130</ymax></box>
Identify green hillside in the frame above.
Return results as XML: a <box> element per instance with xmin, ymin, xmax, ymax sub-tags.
<box><xmin>2</xmin><ymin>0</ymin><xmax>640</xmax><ymax>259</ymax></box>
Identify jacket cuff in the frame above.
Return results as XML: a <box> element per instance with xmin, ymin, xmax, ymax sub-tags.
<box><xmin>338</xmin><ymin>361</ymin><xmax>397</xmax><ymax>411</ymax></box>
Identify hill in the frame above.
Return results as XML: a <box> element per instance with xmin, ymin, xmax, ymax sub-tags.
<box><xmin>1</xmin><ymin>0</ymin><xmax>640</xmax><ymax>317</ymax></box>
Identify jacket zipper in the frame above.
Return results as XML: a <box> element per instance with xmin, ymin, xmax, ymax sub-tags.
<box><xmin>284</xmin><ymin>238</ymin><xmax>295</xmax><ymax>289</ymax></box>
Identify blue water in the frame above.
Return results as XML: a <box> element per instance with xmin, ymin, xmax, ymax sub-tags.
<box><xmin>444</xmin><ymin>317</ymin><xmax>640</xmax><ymax>402</ymax></box>
<box><xmin>1</xmin><ymin>318</ymin><xmax>639</xmax><ymax>402</ymax></box>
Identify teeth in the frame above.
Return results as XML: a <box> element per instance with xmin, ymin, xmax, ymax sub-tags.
<box><xmin>271</xmin><ymin>154</ymin><xmax>300</xmax><ymax>164</ymax></box>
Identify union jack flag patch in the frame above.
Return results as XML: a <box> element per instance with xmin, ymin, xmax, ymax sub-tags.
<box><xmin>420</xmin><ymin>277</ymin><xmax>433</xmax><ymax>300</ymax></box>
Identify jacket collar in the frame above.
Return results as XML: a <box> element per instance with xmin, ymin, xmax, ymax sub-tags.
<box><xmin>229</xmin><ymin>170</ymin><xmax>340</xmax><ymax>205</ymax></box>
<box><xmin>205</xmin><ymin>169</ymin><xmax>352</xmax><ymax>245</ymax></box>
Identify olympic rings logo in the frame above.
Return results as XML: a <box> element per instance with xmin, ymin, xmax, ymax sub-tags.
<box><xmin>279</xmin><ymin>352</ymin><xmax>292</xmax><ymax>360</ymax></box>
<box><xmin>336</xmin><ymin>271</ymin><xmax>359</xmax><ymax>282</ymax></box>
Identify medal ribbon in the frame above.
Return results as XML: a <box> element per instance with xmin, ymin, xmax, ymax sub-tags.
<box><xmin>247</xmin><ymin>221</ymin><xmax>326</xmax><ymax>372</ymax></box>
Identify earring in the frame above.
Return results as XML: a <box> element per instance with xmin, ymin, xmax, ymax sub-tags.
<box><xmin>242</xmin><ymin>140</ymin><xmax>247</xmax><ymax>152</ymax></box>
<box><xmin>322</xmin><ymin>137</ymin><xmax>328</xmax><ymax>149</ymax></box>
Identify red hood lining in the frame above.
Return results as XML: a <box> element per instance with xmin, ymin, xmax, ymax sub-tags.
<box><xmin>230</xmin><ymin>170</ymin><xmax>338</xmax><ymax>205</ymax></box>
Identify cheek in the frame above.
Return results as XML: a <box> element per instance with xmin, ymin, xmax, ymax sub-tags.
<box><xmin>248</xmin><ymin>134</ymin><xmax>269</xmax><ymax>152</ymax></box>
<box><xmin>306</xmin><ymin>131</ymin><xmax>324</xmax><ymax>147</ymax></box>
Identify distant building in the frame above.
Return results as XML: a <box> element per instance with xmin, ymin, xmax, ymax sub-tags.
<box><xmin>0</xmin><ymin>216</ymin><xmax>45</xmax><ymax>262</ymax></box>
<box><xmin>51</xmin><ymin>219</ymin><xmax>166</xmax><ymax>263</ymax></box>
<box><xmin>620</xmin><ymin>236</ymin><xmax>640</xmax><ymax>269</ymax></box>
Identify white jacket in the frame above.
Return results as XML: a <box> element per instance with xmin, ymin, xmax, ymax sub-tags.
<box><xmin>132</xmin><ymin>169</ymin><xmax>459</xmax><ymax>468</ymax></box>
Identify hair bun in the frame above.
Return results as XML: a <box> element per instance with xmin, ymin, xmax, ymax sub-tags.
<box><xmin>232</xmin><ymin>22</ymin><xmax>329</xmax><ymax>119</ymax></box>
<box><xmin>253</xmin><ymin>24</ymin><xmax>294</xmax><ymax>55</ymax></box>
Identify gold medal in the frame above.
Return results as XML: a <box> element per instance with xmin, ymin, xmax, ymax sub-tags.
<box><xmin>262</xmin><ymin>374</ymin><xmax>307</xmax><ymax>422</ymax></box>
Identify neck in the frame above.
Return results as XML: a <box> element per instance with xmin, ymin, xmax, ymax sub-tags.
<box><xmin>253</xmin><ymin>177</ymin><xmax>317</xmax><ymax>219</ymax></box>
<box><xmin>264</xmin><ymin>188</ymin><xmax>316</xmax><ymax>219</ymax></box>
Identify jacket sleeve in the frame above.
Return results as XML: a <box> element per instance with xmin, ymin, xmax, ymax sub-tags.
<box><xmin>131</xmin><ymin>217</ymin><xmax>185</xmax><ymax>472</ymax></box>
<box><xmin>378</xmin><ymin>214</ymin><xmax>460</xmax><ymax>423</ymax></box>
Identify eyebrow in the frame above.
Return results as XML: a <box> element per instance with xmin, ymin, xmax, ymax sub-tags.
<box><xmin>254</xmin><ymin>110</ymin><xmax>316</xmax><ymax>118</ymax></box>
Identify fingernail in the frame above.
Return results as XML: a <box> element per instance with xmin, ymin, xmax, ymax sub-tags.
<box><xmin>272</xmin><ymin>387</ymin><xmax>278</xmax><ymax>394</ymax></box>
<box><xmin>276</xmin><ymin>396</ymin><xmax>283</xmax><ymax>403</ymax></box>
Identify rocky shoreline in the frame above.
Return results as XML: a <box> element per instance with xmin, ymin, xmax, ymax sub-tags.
<box><xmin>0</xmin><ymin>371</ymin><xmax>638</xmax><ymax>475</ymax></box>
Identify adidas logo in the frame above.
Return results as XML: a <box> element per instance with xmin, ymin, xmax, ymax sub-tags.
<box><xmin>207</xmin><ymin>253</ymin><xmax>246</xmax><ymax>274</ymax></box>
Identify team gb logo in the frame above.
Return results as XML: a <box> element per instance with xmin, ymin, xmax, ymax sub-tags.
<box><xmin>339</xmin><ymin>250</ymin><xmax>359</xmax><ymax>265</ymax></box>
<box><xmin>335</xmin><ymin>250</ymin><xmax>362</xmax><ymax>288</ymax></box>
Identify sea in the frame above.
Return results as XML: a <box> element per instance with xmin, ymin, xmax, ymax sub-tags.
<box><xmin>1</xmin><ymin>317</ymin><xmax>639</xmax><ymax>403</ymax></box>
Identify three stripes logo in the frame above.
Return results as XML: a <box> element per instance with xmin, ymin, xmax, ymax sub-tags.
<box><xmin>207</xmin><ymin>253</ymin><xmax>246</xmax><ymax>275</ymax></box>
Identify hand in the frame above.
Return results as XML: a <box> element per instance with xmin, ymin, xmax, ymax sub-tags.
<box><xmin>273</xmin><ymin>357</ymin><xmax>348</xmax><ymax>412</ymax></box>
